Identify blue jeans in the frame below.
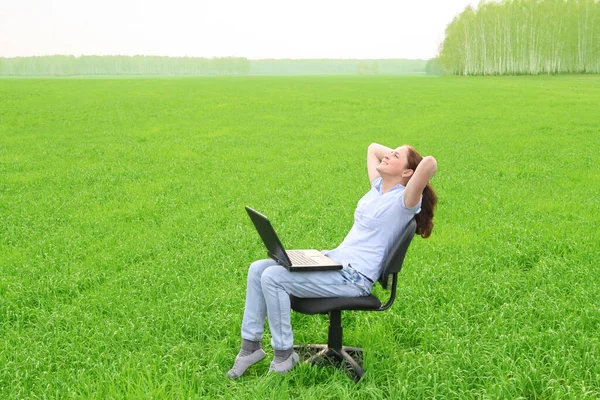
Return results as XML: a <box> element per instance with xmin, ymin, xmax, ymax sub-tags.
<box><xmin>240</xmin><ymin>259</ymin><xmax>373</xmax><ymax>350</ymax></box>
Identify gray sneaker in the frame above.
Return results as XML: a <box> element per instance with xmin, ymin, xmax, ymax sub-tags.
<box><xmin>227</xmin><ymin>348</ymin><xmax>267</xmax><ymax>379</ymax></box>
<box><xmin>268</xmin><ymin>352</ymin><xmax>300</xmax><ymax>374</ymax></box>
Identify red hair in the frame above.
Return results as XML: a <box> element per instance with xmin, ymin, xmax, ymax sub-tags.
<box><xmin>405</xmin><ymin>146</ymin><xmax>437</xmax><ymax>239</ymax></box>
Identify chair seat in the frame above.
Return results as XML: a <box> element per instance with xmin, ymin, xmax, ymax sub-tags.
<box><xmin>290</xmin><ymin>294</ymin><xmax>382</xmax><ymax>314</ymax></box>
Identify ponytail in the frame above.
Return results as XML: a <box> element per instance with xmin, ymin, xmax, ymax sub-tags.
<box><xmin>405</xmin><ymin>145</ymin><xmax>438</xmax><ymax>238</ymax></box>
<box><xmin>414</xmin><ymin>183</ymin><xmax>437</xmax><ymax>239</ymax></box>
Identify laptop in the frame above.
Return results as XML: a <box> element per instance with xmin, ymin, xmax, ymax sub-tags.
<box><xmin>245</xmin><ymin>206</ymin><xmax>342</xmax><ymax>272</ymax></box>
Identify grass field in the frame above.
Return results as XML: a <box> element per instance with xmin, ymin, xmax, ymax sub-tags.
<box><xmin>1</xmin><ymin>75</ymin><xmax>599</xmax><ymax>399</ymax></box>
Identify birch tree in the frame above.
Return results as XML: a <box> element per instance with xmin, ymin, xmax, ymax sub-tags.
<box><xmin>439</xmin><ymin>0</ymin><xmax>600</xmax><ymax>75</ymax></box>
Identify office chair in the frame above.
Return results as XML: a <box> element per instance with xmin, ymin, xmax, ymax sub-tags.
<box><xmin>290</xmin><ymin>219</ymin><xmax>417</xmax><ymax>382</ymax></box>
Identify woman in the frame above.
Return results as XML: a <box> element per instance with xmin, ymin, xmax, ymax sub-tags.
<box><xmin>227</xmin><ymin>143</ymin><xmax>438</xmax><ymax>379</ymax></box>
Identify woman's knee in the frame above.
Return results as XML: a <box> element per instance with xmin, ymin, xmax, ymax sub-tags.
<box><xmin>260</xmin><ymin>265</ymin><xmax>288</xmax><ymax>288</ymax></box>
<box><xmin>248</xmin><ymin>259</ymin><xmax>277</xmax><ymax>281</ymax></box>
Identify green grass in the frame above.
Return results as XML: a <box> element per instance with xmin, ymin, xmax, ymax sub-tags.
<box><xmin>1</xmin><ymin>75</ymin><xmax>599</xmax><ymax>399</ymax></box>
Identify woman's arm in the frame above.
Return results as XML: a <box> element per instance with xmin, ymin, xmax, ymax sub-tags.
<box><xmin>367</xmin><ymin>143</ymin><xmax>392</xmax><ymax>184</ymax></box>
<box><xmin>404</xmin><ymin>155</ymin><xmax>437</xmax><ymax>209</ymax></box>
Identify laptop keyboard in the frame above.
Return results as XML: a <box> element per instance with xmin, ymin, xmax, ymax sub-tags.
<box><xmin>287</xmin><ymin>251</ymin><xmax>318</xmax><ymax>265</ymax></box>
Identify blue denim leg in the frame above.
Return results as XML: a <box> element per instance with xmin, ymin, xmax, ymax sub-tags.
<box><xmin>240</xmin><ymin>259</ymin><xmax>280</xmax><ymax>343</ymax></box>
<box><xmin>259</xmin><ymin>264</ymin><xmax>372</xmax><ymax>350</ymax></box>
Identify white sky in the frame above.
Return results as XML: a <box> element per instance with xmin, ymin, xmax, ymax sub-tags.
<box><xmin>0</xmin><ymin>0</ymin><xmax>478</xmax><ymax>60</ymax></box>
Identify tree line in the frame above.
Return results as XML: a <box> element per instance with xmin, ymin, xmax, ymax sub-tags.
<box><xmin>0</xmin><ymin>56</ymin><xmax>251</xmax><ymax>76</ymax></box>
<box><xmin>439</xmin><ymin>0</ymin><xmax>600</xmax><ymax>75</ymax></box>
<box><xmin>249</xmin><ymin>59</ymin><xmax>426</xmax><ymax>75</ymax></box>
<box><xmin>0</xmin><ymin>56</ymin><xmax>427</xmax><ymax>76</ymax></box>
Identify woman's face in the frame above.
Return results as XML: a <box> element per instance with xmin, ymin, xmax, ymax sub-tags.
<box><xmin>377</xmin><ymin>146</ymin><xmax>412</xmax><ymax>178</ymax></box>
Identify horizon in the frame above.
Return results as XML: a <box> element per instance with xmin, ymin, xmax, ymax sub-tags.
<box><xmin>0</xmin><ymin>54</ymin><xmax>432</xmax><ymax>61</ymax></box>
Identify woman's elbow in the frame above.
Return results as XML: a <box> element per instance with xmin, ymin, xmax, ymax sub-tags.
<box><xmin>421</xmin><ymin>156</ymin><xmax>438</xmax><ymax>173</ymax></box>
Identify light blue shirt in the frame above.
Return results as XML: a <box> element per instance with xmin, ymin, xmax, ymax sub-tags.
<box><xmin>325</xmin><ymin>177</ymin><xmax>421</xmax><ymax>283</ymax></box>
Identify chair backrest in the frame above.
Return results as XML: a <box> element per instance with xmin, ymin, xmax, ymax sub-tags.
<box><xmin>378</xmin><ymin>218</ymin><xmax>417</xmax><ymax>290</ymax></box>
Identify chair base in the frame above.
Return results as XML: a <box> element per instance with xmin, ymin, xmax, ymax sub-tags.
<box><xmin>294</xmin><ymin>344</ymin><xmax>365</xmax><ymax>382</ymax></box>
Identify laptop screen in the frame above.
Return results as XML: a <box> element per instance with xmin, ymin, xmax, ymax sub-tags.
<box><xmin>245</xmin><ymin>207</ymin><xmax>291</xmax><ymax>266</ymax></box>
